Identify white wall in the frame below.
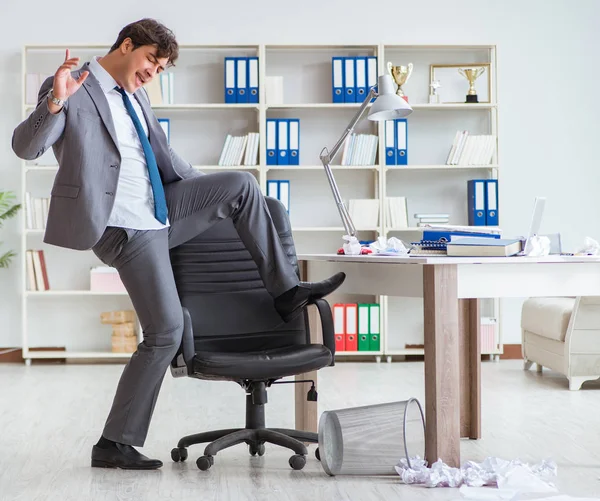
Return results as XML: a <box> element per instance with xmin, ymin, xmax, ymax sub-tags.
<box><xmin>1</xmin><ymin>0</ymin><xmax>599</xmax><ymax>347</ymax></box>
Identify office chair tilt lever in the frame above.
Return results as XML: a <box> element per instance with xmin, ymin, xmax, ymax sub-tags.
<box><xmin>271</xmin><ymin>379</ymin><xmax>318</xmax><ymax>401</ymax></box>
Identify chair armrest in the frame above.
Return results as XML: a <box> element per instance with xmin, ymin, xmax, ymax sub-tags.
<box><xmin>312</xmin><ymin>298</ymin><xmax>335</xmax><ymax>367</ymax></box>
<box><xmin>170</xmin><ymin>307</ymin><xmax>196</xmax><ymax>378</ymax></box>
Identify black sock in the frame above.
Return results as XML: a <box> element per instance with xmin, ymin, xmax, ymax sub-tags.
<box><xmin>96</xmin><ymin>436</ymin><xmax>116</xmax><ymax>449</ymax></box>
<box><xmin>276</xmin><ymin>285</ymin><xmax>298</xmax><ymax>302</ymax></box>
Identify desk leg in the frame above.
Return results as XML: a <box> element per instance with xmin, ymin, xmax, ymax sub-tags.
<box><xmin>423</xmin><ymin>264</ymin><xmax>461</xmax><ymax>467</ymax></box>
<box><xmin>295</xmin><ymin>261</ymin><xmax>319</xmax><ymax>434</ymax></box>
<box><xmin>459</xmin><ymin>299</ymin><xmax>481</xmax><ymax>439</ymax></box>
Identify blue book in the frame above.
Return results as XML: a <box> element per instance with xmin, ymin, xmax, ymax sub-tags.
<box><xmin>421</xmin><ymin>230</ymin><xmax>500</xmax><ymax>249</ymax></box>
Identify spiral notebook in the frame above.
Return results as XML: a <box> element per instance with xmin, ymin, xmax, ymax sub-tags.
<box><xmin>409</xmin><ymin>241</ymin><xmax>447</xmax><ymax>255</ymax></box>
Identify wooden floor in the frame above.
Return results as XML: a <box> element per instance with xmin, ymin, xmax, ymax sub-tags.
<box><xmin>1</xmin><ymin>359</ymin><xmax>600</xmax><ymax>500</ymax></box>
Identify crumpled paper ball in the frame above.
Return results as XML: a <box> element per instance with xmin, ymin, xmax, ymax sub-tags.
<box><xmin>368</xmin><ymin>236</ymin><xmax>410</xmax><ymax>255</ymax></box>
<box><xmin>575</xmin><ymin>236</ymin><xmax>600</xmax><ymax>256</ymax></box>
<box><xmin>342</xmin><ymin>235</ymin><xmax>362</xmax><ymax>255</ymax></box>
<box><xmin>394</xmin><ymin>456</ymin><xmax>557</xmax><ymax>491</ymax></box>
<box><xmin>523</xmin><ymin>235</ymin><xmax>550</xmax><ymax>256</ymax></box>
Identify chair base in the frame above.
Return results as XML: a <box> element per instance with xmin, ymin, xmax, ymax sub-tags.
<box><xmin>176</xmin><ymin>427</ymin><xmax>317</xmax><ymax>456</ymax></box>
<box><xmin>172</xmin><ymin>381</ymin><xmax>318</xmax><ymax>470</ymax></box>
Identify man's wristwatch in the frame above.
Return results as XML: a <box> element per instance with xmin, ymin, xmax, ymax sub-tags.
<box><xmin>47</xmin><ymin>89</ymin><xmax>66</xmax><ymax>107</ymax></box>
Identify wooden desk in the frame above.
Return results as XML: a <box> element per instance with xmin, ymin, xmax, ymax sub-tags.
<box><xmin>295</xmin><ymin>254</ymin><xmax>600</xmax><ymax>467</ymax></box>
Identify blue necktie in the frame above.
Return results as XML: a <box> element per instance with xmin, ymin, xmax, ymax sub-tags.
<box><xmin>115</xmin><ymin>87</ymin><xmax>168</xmax><ymax>225</ymax></box>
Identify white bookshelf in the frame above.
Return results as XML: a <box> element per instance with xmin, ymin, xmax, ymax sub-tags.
<box><xmin>19</xmin><ymin>43</ymin><xmax>501</xmax><ymax>364</ymax></box>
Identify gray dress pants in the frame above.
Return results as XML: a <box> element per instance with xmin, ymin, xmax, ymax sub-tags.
<box><xmin>92</xmin><ymin>171</ymin><xmax>299</xmax><ymax>446</ymax></box>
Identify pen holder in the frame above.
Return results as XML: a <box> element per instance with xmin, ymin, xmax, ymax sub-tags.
<box><xmin>318</xmin><ymin>398</ymin><xmax>425</xmax><ymax>476</ymax></box>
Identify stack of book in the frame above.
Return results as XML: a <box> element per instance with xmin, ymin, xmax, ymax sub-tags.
<box><xmin>410</xmin><ymin>226</ymin><xmax>502</xmax><ymax>256</ymax></box>
<box><xmin>348</xmin><ymin>199</ymin><xmax>379</xmax><ymax>229</ymax></box>
<box><xmin>26</xmin><ymin>249</ymin><xmax>49</xmax><ymax>291</ymax></box>
<box><xmin>341</xmin><ymin>134</ymin><xmax>378</xmax><ymax>166</ymax></box>
<box><xmin>144</xmin><ymin>74</ymin><xmax>174</xmax><ymax>105</ymax></box>
<box><xmin>446</xmin><ymin>131</ymin><xmax>496</xmax><ymax>166</ymax></box>
<box><xmin>414</xmin><ymin>213</ymin><xmax>449</xmax><ymax>227</ymax></box>
<box><xmin>24</xmin><ymin>193</ymin><xmax>48</xmax><ymax>230</ymax></box>
<box><xmin>25</xmin><ymin>73</ymin><xmax>52</xmax><ymax>105</ymax></box>
<box><xmin>217</xmin><ymin>133</ymin><xmax>260</xmax><ymax>166</ymax></box>
<box><xmin>386</xmin><ymin>197</ymin><xmax>409</xmax><ymax>229</ymax></box>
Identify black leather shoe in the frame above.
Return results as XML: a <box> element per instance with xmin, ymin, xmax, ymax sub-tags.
<box><xmin>275</xmin><ymin>272</ymin><xmax>346</xmax><ymax>322</ymax></box>
<box><xmin>91</xmin><ymin>442</ymin><xmax>163</xmax><ymax>470</ymax></box>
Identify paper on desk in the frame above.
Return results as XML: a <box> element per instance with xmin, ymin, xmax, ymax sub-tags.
<box><xmin>368</xmin><ymin>236</ymin><xmax>410</xmax><ymax>255</ymax></box>
<box><xmin>575</xmin><ymin>237</ymin><xmax>600</xmax><ymax>256</ymax></box>
<box><xmin>523</xmin><ymin>235</ymin><xmax>550</xmax><ymax>257</ymax></box>
<box><xmin>342</xmin><ymin>235</ymin><xmax>361</xmax><ymax>255</ymax></box>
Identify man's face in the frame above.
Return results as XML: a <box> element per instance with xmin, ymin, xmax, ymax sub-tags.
<box><xmin>120</xmin><ymin>41</ymin><xmax>169</xmax><ymax>93</ymax></box>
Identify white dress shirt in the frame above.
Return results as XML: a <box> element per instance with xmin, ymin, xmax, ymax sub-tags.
<box><xmin>88</xmin><ymin>56</ymin><xmax>169</xmax><ymax>230</ymax></box>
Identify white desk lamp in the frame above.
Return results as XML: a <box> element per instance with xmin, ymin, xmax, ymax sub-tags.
<box><xmin>319</xmin><ymin>74</ymin><xmax>413</xmax><ymax>254</ymax></box>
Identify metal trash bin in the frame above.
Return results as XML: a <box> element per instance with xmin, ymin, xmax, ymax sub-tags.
<box><xmin>318</xmin><ymin>398</ymin><xmax>425</xmax><ymax>476</ymax></box>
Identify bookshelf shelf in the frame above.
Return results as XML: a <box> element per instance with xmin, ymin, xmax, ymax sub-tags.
<box><xmin>266</xmin><ymin>103</ymin><xmax>497</xmax><ymax>110</ymax></box>
<box><xmin>335</xmin><ymin>351</ymin><xmax>384</xmax><ymax>356</ymax></box>
<box><xmin>267</xmin><ymin>165</ymin><xmax>377</xmax><ymax>171</ymax></box>
<box><xmin>24</xmin><ymin>350</ymin><xmax>133</xmax><ymax>359</ymax></box>
<box><xmin>24</xmin><ymin>103</ymin><xmax>260</xmax><ymax>111</ymax></box>
<box><xmin>385</xmin><ymin>225</ymin><xmax>501</xmax><ymax>232</ymax></box>
<box><xmin>292</xmin><ymin>227</ymin><xmax>380</xmax><ymax>232</ymax></box>
<box><xmin>152</xmin><ymin>104</ymin><xmax>260</xmax><ymax>110</ymax></box>
<box><xmin>267</xmin><ymin>103</ymin><xmax>369</xmax><ymax>110</ymax></box>
<box><xmin>193</xmin><ymin>165</ymin><xmax>259</xmax><ymax>171</ymax></box>
<box><xmin>382</xmin><ymin>348</ymin><xmax>425</xmax><ymax>356</ymax></box>
<box><xmin>25</xmin><ymin>165</ymin><xmax>59</xmax><ymax>172</ymax></box>
<box><xmin>385</xmin><ymin>164</ymin><xmax>498</xmax><ymax>171</ymax></box>
<box><xmin>20</xmin><ymin>42</ymin><xmax>502</xmax><ymax>363</ymax></box>
<box><xmin>410</xmin><ymin>103</ymin><xmax>497</xmax><ymax>110</ymax></box>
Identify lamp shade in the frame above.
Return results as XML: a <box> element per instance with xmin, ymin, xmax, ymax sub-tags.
<box><xmin>367</xmin><ymin>74</ymin><xmax>413</xmax><ymax>121</ymax></box>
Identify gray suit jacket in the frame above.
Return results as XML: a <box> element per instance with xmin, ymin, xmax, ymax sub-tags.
<box><xmin>12</xmin><ymin>62</ymin><xmax>202</xmax><ymax>251</ymax></box>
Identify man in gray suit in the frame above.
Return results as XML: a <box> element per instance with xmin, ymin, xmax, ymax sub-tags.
<box><xmin>12</xmin><ymin>18</ymin><xmax>345</xmax><ymax>470</ymax></box>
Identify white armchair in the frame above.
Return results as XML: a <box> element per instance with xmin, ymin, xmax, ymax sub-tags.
<box><xmin>521</xmin><ymin>296</ymin><xmax>600</xmax><ymax>390</ymax></box>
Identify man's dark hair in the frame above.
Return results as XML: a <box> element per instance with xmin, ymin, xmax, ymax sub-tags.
<box><xmin>110</xmin><ymin>18</ymin><xmax>179</xmax><ymax>66</ymax></box>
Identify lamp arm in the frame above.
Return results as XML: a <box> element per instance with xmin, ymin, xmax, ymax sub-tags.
<box><xmin>320</xmin><ymin>87</ymin><xmax>378</xmax><ymax>164</ymax></box>
<box><xmin>319</xmin><ymin>87</ymin><xmax>378</xmax><ymax>238</ymax></box>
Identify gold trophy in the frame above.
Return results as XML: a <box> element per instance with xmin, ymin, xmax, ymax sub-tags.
<box><xmin>458</xmin><ymin>67</ymin><xmax>486</xmax><ymax>103</ymax></box>
<box><xmin>387</xmin><ymin>61</ymin><xmax>413</xmax><ymax>102</ymax></box>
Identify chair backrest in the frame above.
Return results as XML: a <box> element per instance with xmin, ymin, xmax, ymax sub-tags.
<box><xmin>169</xmin><ymin>197</ymin><xmax>308</xmax><ymax>354</ymax></box>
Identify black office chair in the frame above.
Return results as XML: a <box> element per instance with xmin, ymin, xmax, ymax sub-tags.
<box><xmin>168</xmin><ymin>197</ymin><xmax>335</xmax><ymax>471</ymax></box>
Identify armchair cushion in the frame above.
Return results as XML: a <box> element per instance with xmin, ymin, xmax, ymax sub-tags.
<box><xmin>521</xmin><ymin>297</ymin><xmax>576</xmax><ymax>342</ymax></box>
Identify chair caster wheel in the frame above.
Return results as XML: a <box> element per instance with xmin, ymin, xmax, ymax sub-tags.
<box><xmin>249</xmin><ymin>443</ymin><xmax>265</xmax><ymax>456</ymax></box>
<box><xmin>171</xmin><ymin>447</ymin><xmax>188</xmax><ymax>462</ymax></box>
<box><xmin>315</xmin><ymin>447</ymin><xmax>320</xmax><ymax>461</ymax></box>
<box><xmin>289</xmin><ymin>454</ymin><xmax>306</xmax><ymax>470</ymax></box>
<box><xmin>197</xmin><ymin>455</ymin><xmax>214</xmax><ymax>471</ymax></box>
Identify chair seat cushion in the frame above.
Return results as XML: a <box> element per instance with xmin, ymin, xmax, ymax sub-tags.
<box><xmin>192</xmin><ymin>344</ymin><xmax>332</xmax><ymax>381</ymax></box>
<box><xmin>521</xmin><ymin>297</ymin><xmax>576</xmax><ymax>342</ymax></box>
